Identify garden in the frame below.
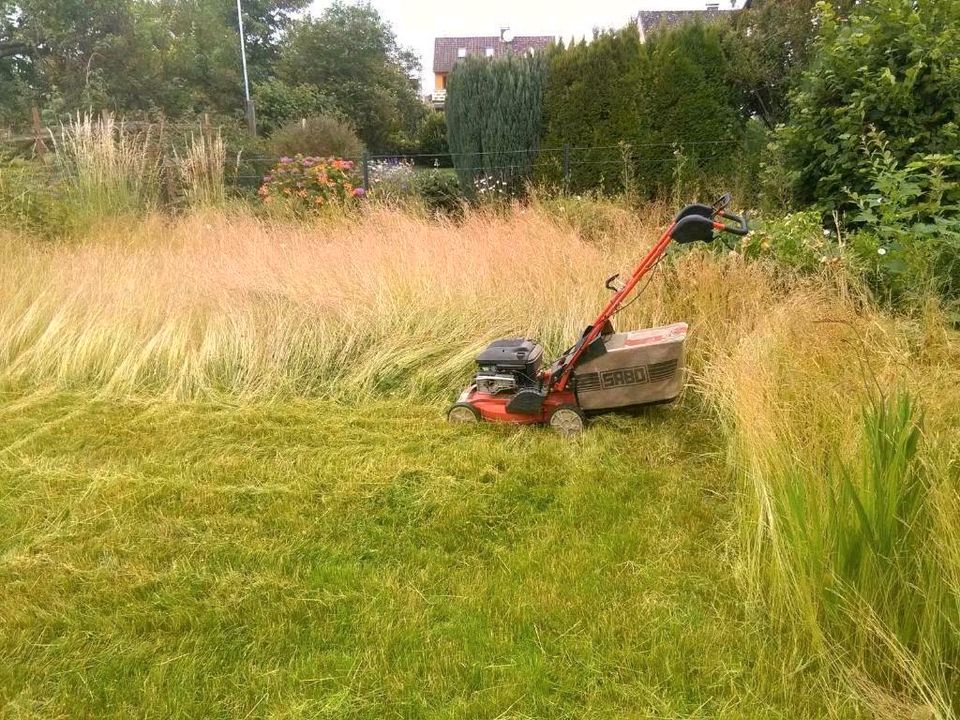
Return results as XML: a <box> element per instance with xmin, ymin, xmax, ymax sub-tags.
<box><xmin>1</xmin><ymin>0</ymin><xmax>959</xmax><ymax>718</ymax></box>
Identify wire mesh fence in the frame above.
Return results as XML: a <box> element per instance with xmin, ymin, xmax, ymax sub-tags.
<box><xmin>1</xmin><ymin>120</ymin><xmax>753</xmax><ymax>206</ymax></box>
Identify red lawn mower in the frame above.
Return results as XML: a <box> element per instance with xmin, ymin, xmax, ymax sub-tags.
<box><xmin>447</xmin><ymin>194</ymin><xmax>749</xmax><ymax>436</ymax></box>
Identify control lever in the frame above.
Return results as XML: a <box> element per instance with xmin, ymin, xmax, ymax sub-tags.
<box><xmin>605</xmin><ymin>273</ymin><xmax>625</xmax><ymax>292</ymax></box>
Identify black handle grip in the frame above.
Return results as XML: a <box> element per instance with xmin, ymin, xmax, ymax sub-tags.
<box><xmin>712</xmin><ymin>193</ymin><xmax>732</xmax><ymax>212</ymax></box>
<box><xmin>719</xmin><ymin>211</ymin><xmax>749</xmax><ymax>237</ymax></box>
<box><xmin>605</xmin><ymin>273</ymin><xmax>621</xmax><ymax>291</ymax></box>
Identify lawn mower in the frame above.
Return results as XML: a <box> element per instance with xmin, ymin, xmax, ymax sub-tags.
<box><xmin>446</xmin><ymin>194</ymin><xmax>749</xmax><ymax>436</ymax></box>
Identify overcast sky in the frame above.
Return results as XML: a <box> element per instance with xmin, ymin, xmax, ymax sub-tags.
<box><xmin>308</xmin><ymin>0</ymin><xmax>745</xmax><ymax>89</ymax></box>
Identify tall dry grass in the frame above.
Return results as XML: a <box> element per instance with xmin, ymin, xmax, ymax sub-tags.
<box><xmin>702</xmin><ymin>282</ymin><xmax>960</xmax><ymax>717</ymax></box>
<box><xmin>0</xmin><ymin>207</ymin><xmax>663</xmax><ymax>399</ymax></box>
<box><xmin>176</xmin><ymin>127</ymin><xmax>226</xmax><ymax>208</ymax></box>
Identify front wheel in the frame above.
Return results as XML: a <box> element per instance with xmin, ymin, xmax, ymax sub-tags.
<box><xmin>447</xmin><ymin>402</ymin><xmax>481</xmax><ymax>424</ymax></box>
<box><xmin>548</xmin><ymin>405</ymin><xmax>586</xmax><ymax>437</ymax></box>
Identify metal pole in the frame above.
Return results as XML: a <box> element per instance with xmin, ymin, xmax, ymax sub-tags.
<box><xmin>236</xmin><ymin>0</ymin><xmax>256</xmax><ymax>137</ymax></box>
<box><xmin>362</xmin><ymin>152</ymin><xmax>370</xmax><ymax>192</ymax></box>
<box><xmin>562</xmin><ymin>144</ymin><xmax>570</xmax><ymax>192</ymax></box>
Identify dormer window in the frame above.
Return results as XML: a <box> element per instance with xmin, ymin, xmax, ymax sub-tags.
<box><xmin>485</xmin><ymin>47</ymin><xmax>494</xmax><ymax>57</ymax></box>
<box><xmin>457</xmin><ymin>47</ymin><xmax>467</xmax><ymax>58</ymax></box>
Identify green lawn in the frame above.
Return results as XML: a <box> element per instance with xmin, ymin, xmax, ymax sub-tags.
<box><xmin>0</xmin><ymin>394</ymin><xmax>855</xmax><ymax>719</ymax></box>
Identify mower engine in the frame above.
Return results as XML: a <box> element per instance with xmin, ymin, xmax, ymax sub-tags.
<box><xmin>474</xmin><ymin>338</ymin><xmax>544</xmax><ymax>395</ymax></box>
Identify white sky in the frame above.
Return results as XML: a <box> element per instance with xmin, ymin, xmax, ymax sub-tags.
<box><xmin>308</xmin><ymin>0</ymin><xmax>745</xmax><ymax>89</ymax></box>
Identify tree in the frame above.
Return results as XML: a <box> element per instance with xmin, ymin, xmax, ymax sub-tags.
<box><xmin>279</xmin><ymin>2</ymin><xmax>425</xmax><ymax>152</ymax></box>
<box><xmin>253</xmin><ymin>78</ymin><xmax>337</xmax><ymax>135</ymax></box>
<box><xmin>635</xmin><ymin>21</ymin><xmax>742</xmax><ymax>194</ymax></box>
<box><xmin>0</xmin><ymin>0</ymin><xmax>308</xmax><ymax>122</ymax></box>
<box><xmin>540</xmin><ymin>22</ymin><xmax>743</xmax><ymax>196</ymax></box>
<box><xmin>416</xmin><ymin>112</ymin><xmax>450</xmax><ymax>166</ymax></box>
<box><xmin>723</xmin><ymin>0</ymin><xmax>860</xmax><ymax>128</ymax></box>
<box><xmin>777</xmin><ymin>0</ymin><xmax>960</xmax><ymax>208</ymax></box>
<box><xmin>446</xmin><ymin>54</ymin><xmax>547</xmax><ymax>194</ymax></box>
<box><xmin>540</xmin><ymin>29</ymin><xmax>647</xmax><ymax>192</ymax></box>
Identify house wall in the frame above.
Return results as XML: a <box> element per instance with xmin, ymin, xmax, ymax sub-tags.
<box><xmin>435</xmin><ymin>73</ymin><xmax>447</xmax><ymax>90</ymax></box>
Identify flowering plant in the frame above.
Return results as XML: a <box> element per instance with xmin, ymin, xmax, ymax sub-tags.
<box><xmin>258</xmin><ymin>155</ymin><xmax>364</xmax><ymax>213</ymax></box>
<box><xmin>368</xmin><ymin>158</ymin><xmax>417</xmax><ymax>201</ymax></box>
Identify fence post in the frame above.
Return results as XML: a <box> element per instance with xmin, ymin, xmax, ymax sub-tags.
<box><xmin>31</xmin><ymin>106</ymin><xmax>47</xmax><ymax>160</ymax></box>
<box><xmin>562</xmin><ymin>144</ymin><xmax>571</xmax><ymax>192</ymax></box>
<box><xmin>362</xmin><ymin>151</ymin><xmax>370</xmax><ymax>192</ymax></box>
<box><xmin>244</xmin><ymin>99</ymin><xmax>257</xmax><ymax>138</ymax></box>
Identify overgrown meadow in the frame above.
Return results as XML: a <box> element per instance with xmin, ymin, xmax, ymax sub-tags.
<box><xmin>0</xmin><ymin>114</ymin><xmax>958</xmax><ymax>719</ymax></box>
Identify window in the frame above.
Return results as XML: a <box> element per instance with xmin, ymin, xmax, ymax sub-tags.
<box><xmin>485</xmin><ymin>47</ymin><xmax>495</xmax><ymax>57</ymax></box>
<box><xmin>457</xmin><ymin>47</ymin><xmax>467</xmax><ymax>58</ymax></box>
<box><xmin>705</xmin><ymin>2</ymin><xmax>720</xmax><ymax>9</ymax></box>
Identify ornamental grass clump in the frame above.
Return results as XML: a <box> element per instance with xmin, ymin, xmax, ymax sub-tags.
<box><xmin>258</xmin><ymin>155</ymin><xmax>364</xmax><ymax>214</ymax></box>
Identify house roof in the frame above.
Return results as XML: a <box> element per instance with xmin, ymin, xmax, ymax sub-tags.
<box><xmin>636</xmin><ymin>8</ymin><xmax>737</xmax><ymax>40</ymax></box>
<box><xmin>433</xmin><ymin>36</ymin><xmax>555</xmax><ymax>74</ymax></box>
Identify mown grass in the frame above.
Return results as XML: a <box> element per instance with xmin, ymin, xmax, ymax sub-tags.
<box><xmin>0</xmin><ymin>394</ymin><xmax>855</xmax><ymax>719</ymax></box>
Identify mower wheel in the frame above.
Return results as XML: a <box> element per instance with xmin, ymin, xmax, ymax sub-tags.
<box><xmin>548</xmin><ymin>405</ymin><xmax>586</xmax><ymax>438</ymax></box>
<box><xmin>447</xmin><ymin>402</ymin><xmax>481</xmax><ymax>424</ymax></box>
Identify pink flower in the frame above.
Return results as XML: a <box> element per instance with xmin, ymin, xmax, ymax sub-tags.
<box><xmin>353</xmin><ymin>187</ymin><xmax>366</xmax><ymax>198</ymax></box>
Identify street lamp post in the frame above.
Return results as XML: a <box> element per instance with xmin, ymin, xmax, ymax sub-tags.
<box><xmin>236</xmin><ymin>0</ymin><xmax>257</xmax><ymax>137</ymax></box>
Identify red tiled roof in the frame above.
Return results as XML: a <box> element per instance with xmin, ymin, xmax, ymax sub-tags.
<box><xmin>433</xmin><ymin>36</ymin><xmax>555</xmax><ymax>74</ymax></box>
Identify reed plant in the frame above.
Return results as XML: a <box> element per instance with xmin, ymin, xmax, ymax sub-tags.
<box><xmin>704</xmin><ymin>288</ymin><xmax>960</xmax><ymax>717</ymax></box>
<box><xmin>176</xmin><ymin>126</ymin><xmax>226</xmax><ymax>208</ymax></box>
<box><xmin>53</xmin><ymin>112</ymin><xmax>160</xmax><ymax>229</ymax></box>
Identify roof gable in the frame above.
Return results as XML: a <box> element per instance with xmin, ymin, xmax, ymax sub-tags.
<box><xmin>433</xmin><ymin>35</ymin><xmax>554</xmax><ymax>74</ymax></box>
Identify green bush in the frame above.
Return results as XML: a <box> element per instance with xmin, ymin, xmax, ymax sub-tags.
<box><xmin>740</xmin><ymin>209</ymin><xmax>842</xmax><ymax>274</ymax></box>
<box><xmin>775</xmin><ymin>0</ymin><xmax>960</xmax><ymax>210</ymax></box>
<box><xmin>268</xmin><ymin>115</ymin><xmax>365</xmax><ymax>161</ymax></box>
<box><xmin>414</xmin><ymin>169</ymin><xmax>463</xmax><ymax>216</ymax></box>
<box><xmin>847</xmin><ymin>144</ymin><xmax>960</xmax><ymax>304</ymax></box>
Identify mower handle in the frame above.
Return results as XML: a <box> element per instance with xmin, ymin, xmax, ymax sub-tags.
<box><xmin>716</xmin><ymin>210</ymin><xmax>749</xmax><ymax>237</ymax></box>
<box><xmin>712</xmin><ymin>193</ymin><xmax>732</xmax><ymax>212</ymax></box>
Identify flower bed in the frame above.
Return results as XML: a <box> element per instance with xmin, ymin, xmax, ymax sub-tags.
<box><xmin>258</xmin><ymin>155</ymin><xmax>364</xmax><ymax>213</ymax></box>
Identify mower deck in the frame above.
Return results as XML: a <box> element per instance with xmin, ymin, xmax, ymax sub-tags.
<box><xmin>455</xmin><ymin>385</ymin><xmax>578</xmax><ymax>425</ymax></box>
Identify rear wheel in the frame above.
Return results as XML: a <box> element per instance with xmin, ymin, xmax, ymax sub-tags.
<box><xmin>548</xmin><ymin>405</ymin><xmax>586</xmax><ymax>437</ymax></box>
<box><xmin>447</xmin><ymin>403</ymin><xmax>481</xmax><ymax>424</ymax></box>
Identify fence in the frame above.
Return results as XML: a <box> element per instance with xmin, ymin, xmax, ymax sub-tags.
<box><xmin>232</xmin><ymin>138</ymin><xmax>750</xmax><ymax>194</ymax></box>
<box><xmin>1</xmin><ymin>112</ymin><xmax>755</xmax><ymax>203</ymax></box>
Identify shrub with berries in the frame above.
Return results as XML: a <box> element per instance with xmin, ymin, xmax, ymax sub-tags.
<box><xmin>258</xmin><ymin>155</ymin><xmax>364</xmax><ymax>214</ymax></box>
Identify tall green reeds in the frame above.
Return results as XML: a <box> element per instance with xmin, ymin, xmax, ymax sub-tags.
<box><xmin>769</xmin><ymin>393</ymin><xmax>957</xmax><ymax>714</ymax></box>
